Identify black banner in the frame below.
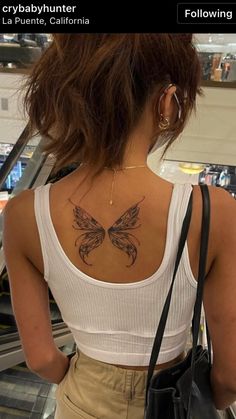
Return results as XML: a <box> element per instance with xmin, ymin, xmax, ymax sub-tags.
<box><xmin>0</xmin><ymin>0</ymin><xmax>235</xmax><ymax>32</ymax></box>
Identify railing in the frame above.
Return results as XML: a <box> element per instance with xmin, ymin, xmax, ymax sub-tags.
<box><xmin>0</xmin><ymin>125</ymin><xmax>55</xmax><ymax>245</ymax></box>
<box><xmin>0</xmin><ymin>324</ymin><xmax>73</xmax><ymax>372</ymax></box>
<box><xmin>201</xmin><ymin>80</ymin><xmax>236</xmax><ymax>88</ymax></box>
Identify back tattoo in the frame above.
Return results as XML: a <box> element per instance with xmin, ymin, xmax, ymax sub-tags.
<box><xmin>70</xmin><ymin>197</ymin><xmax>145</xmax><ymax>267</ymax></box>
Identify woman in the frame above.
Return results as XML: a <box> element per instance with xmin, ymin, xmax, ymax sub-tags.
<box><xmin>3</xmin><ymin>34</ymin><xmax>236</xmax><ymax>418</ymax></box>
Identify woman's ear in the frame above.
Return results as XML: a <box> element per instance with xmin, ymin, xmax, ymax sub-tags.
<box><xmin>159</xmin><ymin>85</ymin><xmax>177</xmax><ymax>121</ymax></box>
<box><xmin>152</xmin><ymin>84</ymin><xmax>178</xmax><ymax>129</ymax></box>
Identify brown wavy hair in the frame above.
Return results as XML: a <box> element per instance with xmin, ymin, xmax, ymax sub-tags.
<box><xmin>23</xmin><ymin>34</ymin><xmax>202</xmax><ymax>171</ymax></box>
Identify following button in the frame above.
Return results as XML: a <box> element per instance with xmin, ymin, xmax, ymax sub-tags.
<box><xmin>177</xmin><ymin>3</ymin><xmax>236</xmax><ymax>24</ymax></box>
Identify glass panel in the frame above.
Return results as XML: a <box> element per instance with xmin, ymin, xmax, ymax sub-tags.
<box><xmin>0</xmin><ymin>137</ymin><xmax>46</xmax><ymax>265</ymax></box>
<box><xmin>157</xmin><ymin>159</ymin><xmax>236</xmax><ymax>200</ymax></box>
<box><xmin>0</xmin><ymin>139</ymin><xmax>40</xmax><ymax>216</ymax></box>
<box><xmin>199</xmin><ymin>164</ymin><xmax>236</xmax><ymax>199</ymax></box>
<box><xmin>195</xmin><ymin>34</ymin><xmax>236</xmax><ymax>83</ymax></box>
<box><xmin>0</xmin><ymin>33</ymin><xmax>51</xmax><ymax>69</ymax></box>
<box><xmin>1</xmin><ymin>33</ymin><xmax>236</xmax><ymax>83</ymax></box>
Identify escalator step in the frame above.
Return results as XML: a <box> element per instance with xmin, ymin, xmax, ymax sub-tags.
<box><xmin>0</xmin><ymin>365</ymin><xmax>53</xmax><ymax>417</ymax></box>
<box><xmin>0</xmin><ymin>395</ymin><xmax>34</xmax><ymax>412</ymax></box>
<box><xmin>0</xmin><ymin>405</ymin><xmax>29</xmax><ymax>417</ymax></box>
<box><xmin>0</xmin><ymin>325</ymin><xmax>17</xmax><ymax>335</ymax></box>
<box><xmin>0</xmin><ymin>294</ymin><xmax>16</xmax><ymax>327</ymax></box>
<box><xmin>1</xmin><ymin>275</ymin><xmax>10</xmax><ymax>294</ymax></box>
<box><xmin>3</xmin><ymin>367</ymin><xmax>45</xmax><ymax>383</ymax></box>
<box><xmin>0</xmin><ymin>314</ymin><xmax>16</xmax><ymax>326</ymax></box>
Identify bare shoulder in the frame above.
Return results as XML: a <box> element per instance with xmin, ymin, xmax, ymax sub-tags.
<box><xmin>207</xmin><ymin>186</ymin><xmax>236</xmax><ymax>238</ymax></box>
<box><xmin>192</xmin><ymin>183</ymin><xmax>234</xmax><ymax>204</ymax></box>
<box><xmin>3</xmin><ymin>188</ymin><xmax>35</xmax><ymax>218</ymax></box>
<box><xmin>202</xmin><ymin>186</ymin><xmax>236</xmax><ymax>399</ymax></box>
<box><xmin>3</xmin><ymin>189</ymin><xmax>36</xmax><ymax>246</ymax></box>
<box><xmin>207</xmin><ymin>184</ymin><xmax>236</xmax><ymax>209</ymax></box>
<box><xmin>192</xmin><ymin>185</ymin><xmax>236</xmax><ymax>229</ymax></box>
<box><xmin>188</xmin><ymin>185</ymin><xmax>236</xmax><ymax>272</ymax></box>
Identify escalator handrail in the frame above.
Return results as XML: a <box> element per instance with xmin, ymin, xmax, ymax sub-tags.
<box><xmin>0</xmin><ymin>322</ymin><xmax>68</xmax><ymax>346</ymax></box>
<box><xmin>228</xmin><ymin>404</ymin><xmax>236</xmax><ymax>418</ymax></box>
<box><xmin>0</xmin><ymin>122</ymin><xmax>31</xmax><ymax>190</ymax></box>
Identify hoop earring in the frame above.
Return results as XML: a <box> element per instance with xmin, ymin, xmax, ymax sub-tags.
<box><xmin>158</xmin><ymin>115</ymin><xmax>170</xmax><ymax>131</ymax></box>
<box><xmin>157</xmin><ymin>83</ymin><xmax>182</xmax><ymax>130</ymax></box>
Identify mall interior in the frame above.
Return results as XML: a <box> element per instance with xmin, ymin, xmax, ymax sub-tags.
<box><xmin>0</xmin><ymin>33</ymin><xmax>235</xmax><ymax>418</ymax></box>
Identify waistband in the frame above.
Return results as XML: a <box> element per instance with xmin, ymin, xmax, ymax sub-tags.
<box><xmin>74</xmin><ymin>350</ymin><xmax>148</xmax><ymax>396</ymax></box>
<box><xmin>73</xmin><ymin>349</ymin><xmax>184</xmax><ymax>396</ymax></box>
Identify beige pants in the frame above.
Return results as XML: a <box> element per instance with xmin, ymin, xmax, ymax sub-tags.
<box><xmin>55</xmin><ymin>350</ymin><xmax>149</xmax><ymax>419</ymax></box>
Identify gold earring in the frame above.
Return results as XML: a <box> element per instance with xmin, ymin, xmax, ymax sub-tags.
<box><xmin>158</xmin><ymin>114</ymin><xmax>170</xmax><ymax>130</ymax></box>
<box><xmin>157</xmin><ymin>83</ymin><xmax>182</xmax><ymax>130</ymax></box>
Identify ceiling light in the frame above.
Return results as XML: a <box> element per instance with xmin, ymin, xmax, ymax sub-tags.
<box><xmin>179</xmin><ymin>163</ymin><xmax>205</xmax><ymax>175</ymax></box>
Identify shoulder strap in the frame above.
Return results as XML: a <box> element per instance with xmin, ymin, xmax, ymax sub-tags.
<box><xmin>34</xmin><ymin>184</ymin><xmax>51</xmax><ymax>280</ymax></box>
<box><xmin>191</xmin><ymin>185</ymin><xmax>211</xmax><ymax>352</ymax></box>
<box><xmin>145</xmin><ymin>189</ymin><xmax>193</xmax><ymax>406</ymax></box>
<box><xmin>186</xmin><ymin>184</ymin><xmax>211</xmax><ymax>417</ymax></box>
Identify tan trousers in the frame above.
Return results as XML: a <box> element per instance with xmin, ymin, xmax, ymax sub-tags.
<box><xmin>54</xmin><ymin>350</ymin><xmax>149</xmax><ymax>419</ymax></box>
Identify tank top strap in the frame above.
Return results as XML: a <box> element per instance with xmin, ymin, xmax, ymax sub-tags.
<box><xmin>166</xmin><ymin>183</ymin><xmax>193</xmax><ymax>260</ymax></box>
<box><xmin>34</xmin><ymin>183</ymin><xmax>52</xmax><ymax>281</ymax></box>
<box><xmin>157</xmin><ymin>183</ymin><xmax>193</xmax><ymax>272</ymax></box>
<box><xmin>172</xmin><ymin>183</ymin><xmax>193</xmax><ymax>234</ymax></box>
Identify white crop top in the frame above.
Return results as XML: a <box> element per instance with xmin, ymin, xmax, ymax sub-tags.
<box><xmin>34</xmin><ymin>183</ymin><xmax>197</xmax><ymax>366</ymax></box>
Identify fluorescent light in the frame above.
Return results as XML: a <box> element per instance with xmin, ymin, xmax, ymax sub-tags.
<box><xmin>179</xmin><ymin>163</ymin><xmax>205</xmax><ymax>175</ymax></box>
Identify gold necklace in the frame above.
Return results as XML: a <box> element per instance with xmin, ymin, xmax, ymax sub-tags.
<box><xmin>107</xmin><ymin>165</ymin><xmax>147</xmax><ymax>205</ymax></box>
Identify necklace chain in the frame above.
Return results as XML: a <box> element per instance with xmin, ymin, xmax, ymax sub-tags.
<box><xmin>80</xmin><ymin>163</ymin><xmax>147</xmax><ymax>205</ymax></box>
<box><xmin>108</xmin><ymin>165</ymin><xmax>147</xmax><ymax>205</ymax></box>
<box><xmin>105</xmin><ymin>164</ymin><xmax>147</xmax><ymax>171</ymax></box>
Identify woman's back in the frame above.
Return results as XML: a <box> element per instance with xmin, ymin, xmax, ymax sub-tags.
<box><xmin>32</xmin><ymin>166</ymin><xmax>205</xmax><ymax>283</ymax></box>
<box><xmin>32</xmin><ymin>168</ymin><xmax>200</xmax><ymax>366</ymax></box>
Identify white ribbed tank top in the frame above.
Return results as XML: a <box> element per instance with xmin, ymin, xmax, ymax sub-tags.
<box><xmin>34</xmin><ymin>183</ymin><xmax>197</xmax><ymax>366</ymax></box>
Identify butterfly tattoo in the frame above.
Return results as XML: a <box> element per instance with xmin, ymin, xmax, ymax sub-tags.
<box><xmin>71</xmin><ymin>205</ymin><xmax>105</xmax><ymax>266</ymax></box>
<box><xmin>71</xmin><ymin>197</ymin><xmax>145</xmax><ymax>266</ymax></box>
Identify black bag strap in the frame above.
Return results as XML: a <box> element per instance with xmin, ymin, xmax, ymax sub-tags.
<box><xmin>145</xmin><ymin>189</ymin><xmax>193</xmax><ymax>406</ymax></box>
<box><xmin>186</xmin><ymin>184</ymin><xmax>210</xmax><ymax>418</ymax></box>
<box><xmin>145</xmin><ymin>185</ymin><xmax>211</xmax><ymax>410</ymax></box>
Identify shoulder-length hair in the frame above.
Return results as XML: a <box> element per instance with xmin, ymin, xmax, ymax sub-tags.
<box><xmin>23</xmin><ymin>34</ymin><xmax>202</xmax><ymax>171</ymax></box>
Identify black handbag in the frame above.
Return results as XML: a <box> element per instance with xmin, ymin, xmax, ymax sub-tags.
<box><xmin>145</xmin><ymin>185</ymin><xmax>221</xmax><ymax>419</ymax></box>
